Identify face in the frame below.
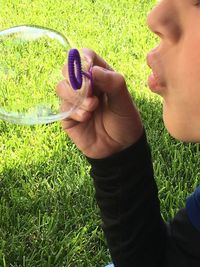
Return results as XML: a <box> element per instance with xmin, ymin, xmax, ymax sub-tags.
<box><xmin>147</xmin><ymin>0</ymin><xmax>200</xmax><ymax>142</ymax></box>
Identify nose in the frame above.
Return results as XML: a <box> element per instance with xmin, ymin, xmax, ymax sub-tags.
<box><xmin>147</xmin><ymin>1</ymin><xmax>181</xmax><ymax>42</ymax></box>
<box><xmin>147</xmin><ymin>3</ymin><xmax>164</xmax><ymax>38</ymax></box>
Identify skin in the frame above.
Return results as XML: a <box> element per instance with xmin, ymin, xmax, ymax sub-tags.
<box><xmin>147</xmin><ymin>0</ymin><xmax>200</xmax><ymax>142</ymax></box>
<box><xmin>57</xmin><ymin>51</ymin><xmax>143</xmax><ymax>158</ymax></box>
<box><xmin>57</xmin><ymin>0</ymin><xmax>200</xmax><ymax>159</ymax></box>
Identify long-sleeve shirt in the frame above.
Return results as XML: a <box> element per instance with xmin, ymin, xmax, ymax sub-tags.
<box><xmin>87</xmin><ymin>131</ymin><xmax>200</xmax><ymax>267</ymax></box>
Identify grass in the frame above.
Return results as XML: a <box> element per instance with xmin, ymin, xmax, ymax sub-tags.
<box><xmin>0</xmin><ymin>0</ymin><xmax>200</xmax><ymax>266</ymax></box>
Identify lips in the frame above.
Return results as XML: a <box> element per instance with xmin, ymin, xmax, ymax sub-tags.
<box><xmin>146</xmin><ymin>48</ymin><xmax>165</xmax><ymax>93</ymax></box>
<box><xmin>148</xmin><ymin>73</ymin><xmax>159</xmax><ymax>91</ymax></box>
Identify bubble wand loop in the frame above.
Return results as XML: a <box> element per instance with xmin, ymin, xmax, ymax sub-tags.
<box><xmin>68</xmin><ymin>48</ymin><xmax>93</xmax><ymax>91</ymax></box>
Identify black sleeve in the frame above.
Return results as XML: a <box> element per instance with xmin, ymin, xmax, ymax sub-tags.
<box><xmin>87</xmin><ymin>131</ymin><xmax>166</xmax><ymax>267</ymax></box>
<box><xmin>87</xmin><ymin>131</ymin><xmax>200</xmax><ymax>267</ymax></box>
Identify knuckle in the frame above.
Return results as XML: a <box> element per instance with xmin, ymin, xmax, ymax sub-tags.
<box><xmin>78</xmin><ymin>110</ymin><xmax>90</xmax><ymax>122</ymax></box>
<box><xmin>56</xmin><ymin>80</ymin><xmax>64</xmax><ymax>93</ymax></box>
<box><xmin>87</xmin><ymin>97</ymin><xmax>98</xmax><ymax>111</ymax></box>
<box><xmin>81</xmin><ymin>48</ymin><xmax>95</xmax><ymax>63</ymax></box>
<box><xmin>116</xmin><ymin>72</ymin><xmax>126</xmax><ymax>88</ymax></box>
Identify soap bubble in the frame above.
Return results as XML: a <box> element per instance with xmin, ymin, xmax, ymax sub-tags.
<box><xmin>0</xmin><ymin>25</ymin><xmax>90</xmax><ymax>125</ymax></box>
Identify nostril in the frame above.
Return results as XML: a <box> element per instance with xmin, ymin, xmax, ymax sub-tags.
<box><xmin>153</xmin><ymin>31</ymin><xmax>164</xmax><ymax>39</ymax></box>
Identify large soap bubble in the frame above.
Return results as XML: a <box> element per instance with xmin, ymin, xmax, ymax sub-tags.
<box><xmin>0</xmin><ymin>25</ymin><xmax>91</xmax><ymax>125</ymax></box>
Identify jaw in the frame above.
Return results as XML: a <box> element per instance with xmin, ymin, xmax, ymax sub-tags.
<box><xmin>163</xmin><ymin>101</ymin><xmax>200</xmax><ymax>143</ymax></box>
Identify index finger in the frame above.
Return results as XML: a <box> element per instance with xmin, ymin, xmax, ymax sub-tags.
<box><xmin>81</xmin><ymin>48</ymin><xmax>113</xmax><ymax>71</ymax></box>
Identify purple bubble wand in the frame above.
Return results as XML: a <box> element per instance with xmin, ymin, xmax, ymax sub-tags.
<box><xmin>68</xmin><ymin>48</ymin><xmax>93</xmax><ymax>90</ymax></box>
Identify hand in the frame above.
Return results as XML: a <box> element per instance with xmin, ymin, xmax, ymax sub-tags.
<box><xmin>56</xmin><ymin>48</ymin><xmax>143</xmax><ymax>159</ymax></box>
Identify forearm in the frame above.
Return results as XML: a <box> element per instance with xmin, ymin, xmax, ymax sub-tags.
<box><xmin>87</xmin><ymin>131</ymin><xmax>167</xmax><ymax>267</ymax></box>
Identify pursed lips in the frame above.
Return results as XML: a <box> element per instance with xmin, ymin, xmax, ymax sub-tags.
<box><xmin>146</xmin><ymin>48</ymin><xmax>166</xmax><ymax>92</ymax></box>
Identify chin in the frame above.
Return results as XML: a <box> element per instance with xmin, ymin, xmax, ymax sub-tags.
<box><xmin>163</xmin><ymin>114</ymin><xmax>200</xmax><ymax>143</ymax></box>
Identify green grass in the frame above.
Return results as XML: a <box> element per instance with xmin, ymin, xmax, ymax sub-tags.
<box><xmin>0</xmin><ymin>0</ymin><xmax>200</xmax><ymax>266</ymax></box>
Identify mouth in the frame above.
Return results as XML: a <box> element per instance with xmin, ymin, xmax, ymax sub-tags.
<box><xmin>146</xmin><ymin>48</ymin><xmax>166</xmax><ymax>93</ymax></box>
<box><xmin>147</xmin><ymin>72</ymin><xmax>159</xmax><ymax>92</ymax></box>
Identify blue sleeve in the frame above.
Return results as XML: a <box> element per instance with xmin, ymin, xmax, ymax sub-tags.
<box><xmin>186</xmin><ymin>184</ymin><xmax>200</xmax><ymax>232</ymax></box>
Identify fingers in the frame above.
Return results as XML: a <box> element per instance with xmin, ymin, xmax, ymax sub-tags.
<box><xmin>58</xmin><ymin>48</ymin><xmax>135</xmax><ymax>121</ymax></box>
<box><xmin>64</xmin><ymin>108</ymin><xmax>92</xmax><ymax>123</ymax></box>
<box><xmin>81</xmin><ymin>48</ymin><xmax>113</xmax><ymax>71</ymax></box>
<box><xmin>60</xmin><ymin>108</ymin><xmax>92</xmax><ymax>130</ymax></box>
<box><xmin>92</xmin><ymin>66</ymin><xmax>126</xmax><ymax>95</ymax></box>
<box><xmin>91</xmin><ymin>65</ymin><xmax>135</xmax><ymax>116</ymax></box>
<box><xmin>56</xmin><ymin>79</ymin><xmax>99</xmax><ymax>128</ymax></box>
<box><xmin>57</xmin><ymin>80</ymin><xmax>98</xmax><ymax>109</ymax></box>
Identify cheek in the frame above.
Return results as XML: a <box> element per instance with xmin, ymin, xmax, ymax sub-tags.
<box><xmin>165</xmin><ymin>40</ymin><xmax>200</xmax><ymax>102</ymax></box>
<box><xmin>164</xmin><ymin>60</ymin><xmax>200</xmax><ymax>123</ymax></box>
<box><xmin>162</xmin><ymin>59</ymin><xmax>200</xmax><ymax>142</ymax></box>
<box><xmin>178</xmin><ymin>35</ymin><xmax>200</xmax><ymax>90</ymax></box>
<box><xmin>176</xmin><ymin>62</ymin><xmax>200</xmax><ymax>104</ymax></box>
<box><xmin>160</xmin><ymin>17</ymin><xmax>200</xmax><ymax>141</ymax></box>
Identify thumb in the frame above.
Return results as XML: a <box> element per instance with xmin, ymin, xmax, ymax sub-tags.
<box><xmin>92</xmin><ymin>66</ymin><xmax>136</xmax><ymax>116</ymax></box>
<box><xmin>92</xmin><ymin>66</ymin><xmax>125</xmax><ymax>95</ymax></box>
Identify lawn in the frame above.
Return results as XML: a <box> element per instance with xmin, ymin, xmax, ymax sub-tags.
<box><xmin>0</xmin><ymin>0</ymin><xmax>200</xmax><ymax>266</ymax></box>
